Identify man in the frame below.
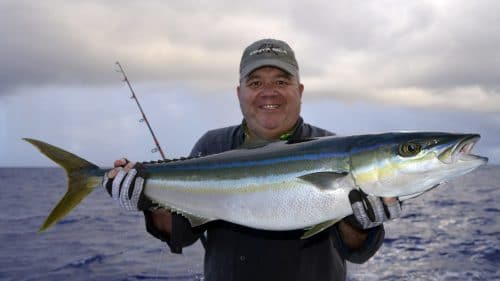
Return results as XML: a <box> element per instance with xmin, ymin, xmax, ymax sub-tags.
<box><xmin>104</xmin><ymin>39</ymin><xmax>402</xmax><ymax>281</ymax></box>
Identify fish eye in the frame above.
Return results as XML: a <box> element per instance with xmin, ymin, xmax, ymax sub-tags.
<box><xmin>398</xmin><ymin>142</ymin><xmax>422</xmax><ymax>157</ymax></box>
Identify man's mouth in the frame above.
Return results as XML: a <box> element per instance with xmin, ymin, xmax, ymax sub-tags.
<box><xmin>260</xmin><ymin>104</ymin><xmax>280</xmax><ymax>110</ymax></box>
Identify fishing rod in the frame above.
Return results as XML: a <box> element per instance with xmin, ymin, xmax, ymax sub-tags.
<box><xmin>115</xmin><ymin>61</ymin><xmax>167</xmax><ymax>160</ymax></box>
<box><xmin>115</xmin><ymin>61</ymin><xmax>209</xmax><ymax>250</ymax></box>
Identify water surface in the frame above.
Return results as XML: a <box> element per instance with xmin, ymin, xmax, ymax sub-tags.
<box><xmin>1</xmin><ymin>166</ymin><xmax>498</xmax><ymax>280</ymax></box>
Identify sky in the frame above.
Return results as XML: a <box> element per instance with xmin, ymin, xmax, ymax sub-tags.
<box><xmin>1</xmin><ymin>0</ymin><xmax>499</xmax><ymax>167</ymax></box>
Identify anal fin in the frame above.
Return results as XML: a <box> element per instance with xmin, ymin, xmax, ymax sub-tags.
<box><xmin>301</xmin><ymin>219</ymin><xmax>340</xmax><ymax>239</ymax></box>
<box><xmin>185</xmin><ymin>214</ymin><xmax>213</xmax><ymax>227</ymax></box>
<box><xmin>169</xmin><ymin>207</ymin><xmax>213</xmax><ymax>227</ymax></box>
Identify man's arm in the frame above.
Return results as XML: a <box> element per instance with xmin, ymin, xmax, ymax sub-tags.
<box><xmin>143</xmin><ymin>209</ymin><xmax>202</xmax><ymax>254</ymax></box>
<box><xmin>339</xmin><ymin>196</ymin><xmax>399</xmax><ymax>249</ymax></box>
<box><xmin>150</xmin><ymin>209</ymin><xmax>172</xmax><ymax>233</ymax></box>
<box><xmin>336</xmin><ymin>194</ymin><xmax>401</xmax><ymax>263</ymax></box>
<box><xmin>337</xmin><ymin>220</ymin><xmax>369</xmax><ymax>250</ymax></box>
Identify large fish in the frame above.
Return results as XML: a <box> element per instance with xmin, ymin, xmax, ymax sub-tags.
<box><xmin>25</xmin><ymin>132</ymin><xmax>487</xmax><ymax>238</ymax></box>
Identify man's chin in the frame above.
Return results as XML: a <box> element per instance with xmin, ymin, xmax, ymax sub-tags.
<box><xmin>258</xmin><ymin>121</ymin><xmax>283</xmax><ymax>131</ymax></box>
<box><xmin>259</xmin><ymin>122</ymin><xmax>292</xmax><ymax>136</ymax></box>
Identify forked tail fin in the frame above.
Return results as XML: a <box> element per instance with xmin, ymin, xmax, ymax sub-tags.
<box><xmin>23</xmin><ymin>138</ymin><xmax>105</xmax><ymax>232</ymax></box>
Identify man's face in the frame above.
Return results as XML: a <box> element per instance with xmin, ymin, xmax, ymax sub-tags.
<box><xmin>237</xmin><ymin>67</ymin><xmax>304</xmax><ymax>140</ymax></box>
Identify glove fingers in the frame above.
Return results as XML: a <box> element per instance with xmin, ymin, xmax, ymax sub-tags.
<box><xmin>385</xmin><ymin>200</ymin><xmax>402</xmax><ymax>219</ymax></box>
<box><xmin>367</xmin><ymin>196</ymin><xmax>387</xmax><ymax>223</ymax></box>
<box><xmin>112</xmin><ymin>168</ymin><xmax>127</xmax><ymax>201</ymax></box>
<box><xmin>131</xmin><ymin>177</ymin><xmax>144</xmax><ymax>206</ymax></box>
<box><xmin>103</xmin><ymin>162</ymin><xmax>155</xmax><ymax>212</ymax></box>
<box><xmin>348</xmin><ymin>189</ymin><xmax>403</xmax><ymax>229</ymax></box>
<box><xmin>349</xmin><ymin>189</ymin><xmax>377</xmax><ymax>229</ymax></box>
<box><xmin>348</xmin><ymin>188</ymin><xmax>364</xmax><ymax>205</ymax></box>
<box><xmin>120</xmin><ymin>169</ymin><xmax>137</xmax><ymax>210</ymax></box>
<box><xmin>349</xmin><ymin>189</ymin><xmax>378</xmax><ymax>221</ymax></box>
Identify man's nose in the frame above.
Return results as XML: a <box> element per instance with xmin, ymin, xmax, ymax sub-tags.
<box><xmin>260</xmin><ymin>83</ymin><xmax>278</xmax><ymax>96</ymax></box>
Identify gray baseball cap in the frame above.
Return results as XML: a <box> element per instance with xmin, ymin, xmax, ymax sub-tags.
<box><xmin>239</xmin><ymin>39</ymin><xmax>299</xmax><ymax>80</ymax></box>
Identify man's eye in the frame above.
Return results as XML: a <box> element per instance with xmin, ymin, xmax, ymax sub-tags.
<box><xmin>275</xmin><ymin>80</ymin><xmax>289</xmax><ymax>87</ymax></box>
<box><xmin>248</xmin><ymin>81</ymin><xmax>262</xmax><ymax>88</ymax></box>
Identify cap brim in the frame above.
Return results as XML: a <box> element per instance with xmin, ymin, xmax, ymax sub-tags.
<box><xmin>240</xmin><ymin>59</ymin><xmax>298</xmax><ymax>80</ymax></box>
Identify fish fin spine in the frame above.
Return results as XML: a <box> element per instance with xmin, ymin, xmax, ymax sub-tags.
<box><xmin>301</xmin><ymin>219</ymin><xmax>341</xmax><ymax>239</ymax></box>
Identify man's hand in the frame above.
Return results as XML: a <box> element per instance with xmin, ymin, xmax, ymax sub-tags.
<box><xmin>347</xmin><ymin>189</ymin><xmax>402</xmax><ymax>229</ymax></box>
<box><xmin>102</xmin><ymin>158</ymin><xmax>153</xmax><ymax>211</ymax></box>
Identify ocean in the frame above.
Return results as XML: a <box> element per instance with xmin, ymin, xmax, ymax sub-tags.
<box><xmin>0</xmin><ymin>166</ymin><xmax>499</xmax><ymax>281</ymax></box>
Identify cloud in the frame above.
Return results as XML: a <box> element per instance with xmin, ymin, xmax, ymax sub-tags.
<box><xmin>292</xmin><ymin>1</ymin><xmax>500</xmax><ymax>111</ymax></box>
<box><xmin>1</xmin><ymin>0</ymin><xmax>500</xmax><ymax>112</ymax></box>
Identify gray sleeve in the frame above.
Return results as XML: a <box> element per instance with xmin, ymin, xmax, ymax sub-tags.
<box><xmin>189</xmin><ymin>132</ymin><xmax>209</xmax><ymax>157</ymax></box>
<box><xmin>143</xmin><ymin>211</ymin><xmax>202</xmax><ymax>254</ymax></box>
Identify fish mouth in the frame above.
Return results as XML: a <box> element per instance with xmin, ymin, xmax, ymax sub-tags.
<box><xmin>438</xmin><ymin>134</ymin><xmax>488</xmax><ymax>164</ymax></box>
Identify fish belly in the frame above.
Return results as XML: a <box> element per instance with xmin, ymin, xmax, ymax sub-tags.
<box><xmin>144</xmin><ymin>178</ymin><xmax>353</xmax><ymax>231</ymax></box>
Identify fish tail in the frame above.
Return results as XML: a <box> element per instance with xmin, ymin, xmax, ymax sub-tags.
<box><xmin>23</xmin><ymin>138</ymin><xmax>105</xmax><ymax>233</ymax></box>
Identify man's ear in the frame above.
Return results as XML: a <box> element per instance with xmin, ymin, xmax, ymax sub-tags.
<box><xmin>299</xmin><ymin>83</ymin><xmax>304</xmax><ymax>98</ymax></box>
<box><xmin>237</xmin><ymin>85</ymin><xmax>241</xmax><ymax>99</ymax></box>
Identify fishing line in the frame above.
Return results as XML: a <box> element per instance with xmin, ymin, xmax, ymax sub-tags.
<box><xmin>152</xmin><ymin>246</ymin><xmax>167</xmax><ymax>281</ymax></box>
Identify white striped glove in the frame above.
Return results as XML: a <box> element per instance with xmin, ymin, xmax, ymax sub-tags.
<box><xmin>346</xmin><ymin>189</ymin><xmax>402</xmax><ymax>229</ymax></box>
<box><xmin>102</xmin><ymin>163</ymin><xmax>154</xmax><ymax>211</ymax></box>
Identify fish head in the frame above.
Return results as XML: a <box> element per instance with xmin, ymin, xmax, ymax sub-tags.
<box><xmin>350</xmin><ymin>132</ymin><xmax>488</xmax><ymax>200</ymax></box>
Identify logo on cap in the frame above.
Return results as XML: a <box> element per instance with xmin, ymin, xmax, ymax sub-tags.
<box><xmin>249</xmin><ymin>43</ymin><xmax>288</xmax><ymax>57</ymax></box>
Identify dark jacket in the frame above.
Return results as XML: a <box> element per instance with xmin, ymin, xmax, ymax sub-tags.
<box><xmin>144</xmin><ymin>118</ymin><xmax>384</xmax><ymax>281</ymax></box>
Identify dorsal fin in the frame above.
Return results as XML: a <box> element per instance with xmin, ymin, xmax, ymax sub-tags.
<box><xmin>140</xmin><ymin>154</ymin><xmax>207</xmax><ymax>165</ymax></box>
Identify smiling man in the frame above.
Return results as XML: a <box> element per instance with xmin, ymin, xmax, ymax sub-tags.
<box><xmin>105</xmin><ymin>39</ymin><xmax>401</xmax><ymax>281</ymax></box>
<box><xmin>238</xmin><ymin>66</ymin><xmax>303</xmax><ymax>142</ymax></box>
<box><xmin>237</xmin><ymin>40</ymin><xmax>304</xmax><ymax>142</ymax></box>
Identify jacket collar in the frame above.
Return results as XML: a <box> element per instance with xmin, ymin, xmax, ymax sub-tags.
<box><xmin>240</xmin><ymin>117</ymin><xmax>304</xmax><ymax>145</ymax></box>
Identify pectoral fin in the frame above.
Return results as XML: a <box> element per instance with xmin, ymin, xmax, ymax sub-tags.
<box><xmin>298</xmin><ymin>172</ymin><xmax>348</xmax><ymax>190</ymax></box>
<box><xmin>301</xmin><ymin>219</ymin><xmax>340</xmax><ymax>239</ymax></box>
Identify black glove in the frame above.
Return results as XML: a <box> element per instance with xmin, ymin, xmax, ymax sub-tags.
<box><xmin>102</xmin><ymin>163</ymin><xmax>155</xmax><ymax>211</ymax></box>
<box><xmin>346</xmin><ymin>189</ymin><xmax>402</xmax><ymax>229</ymax></box>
